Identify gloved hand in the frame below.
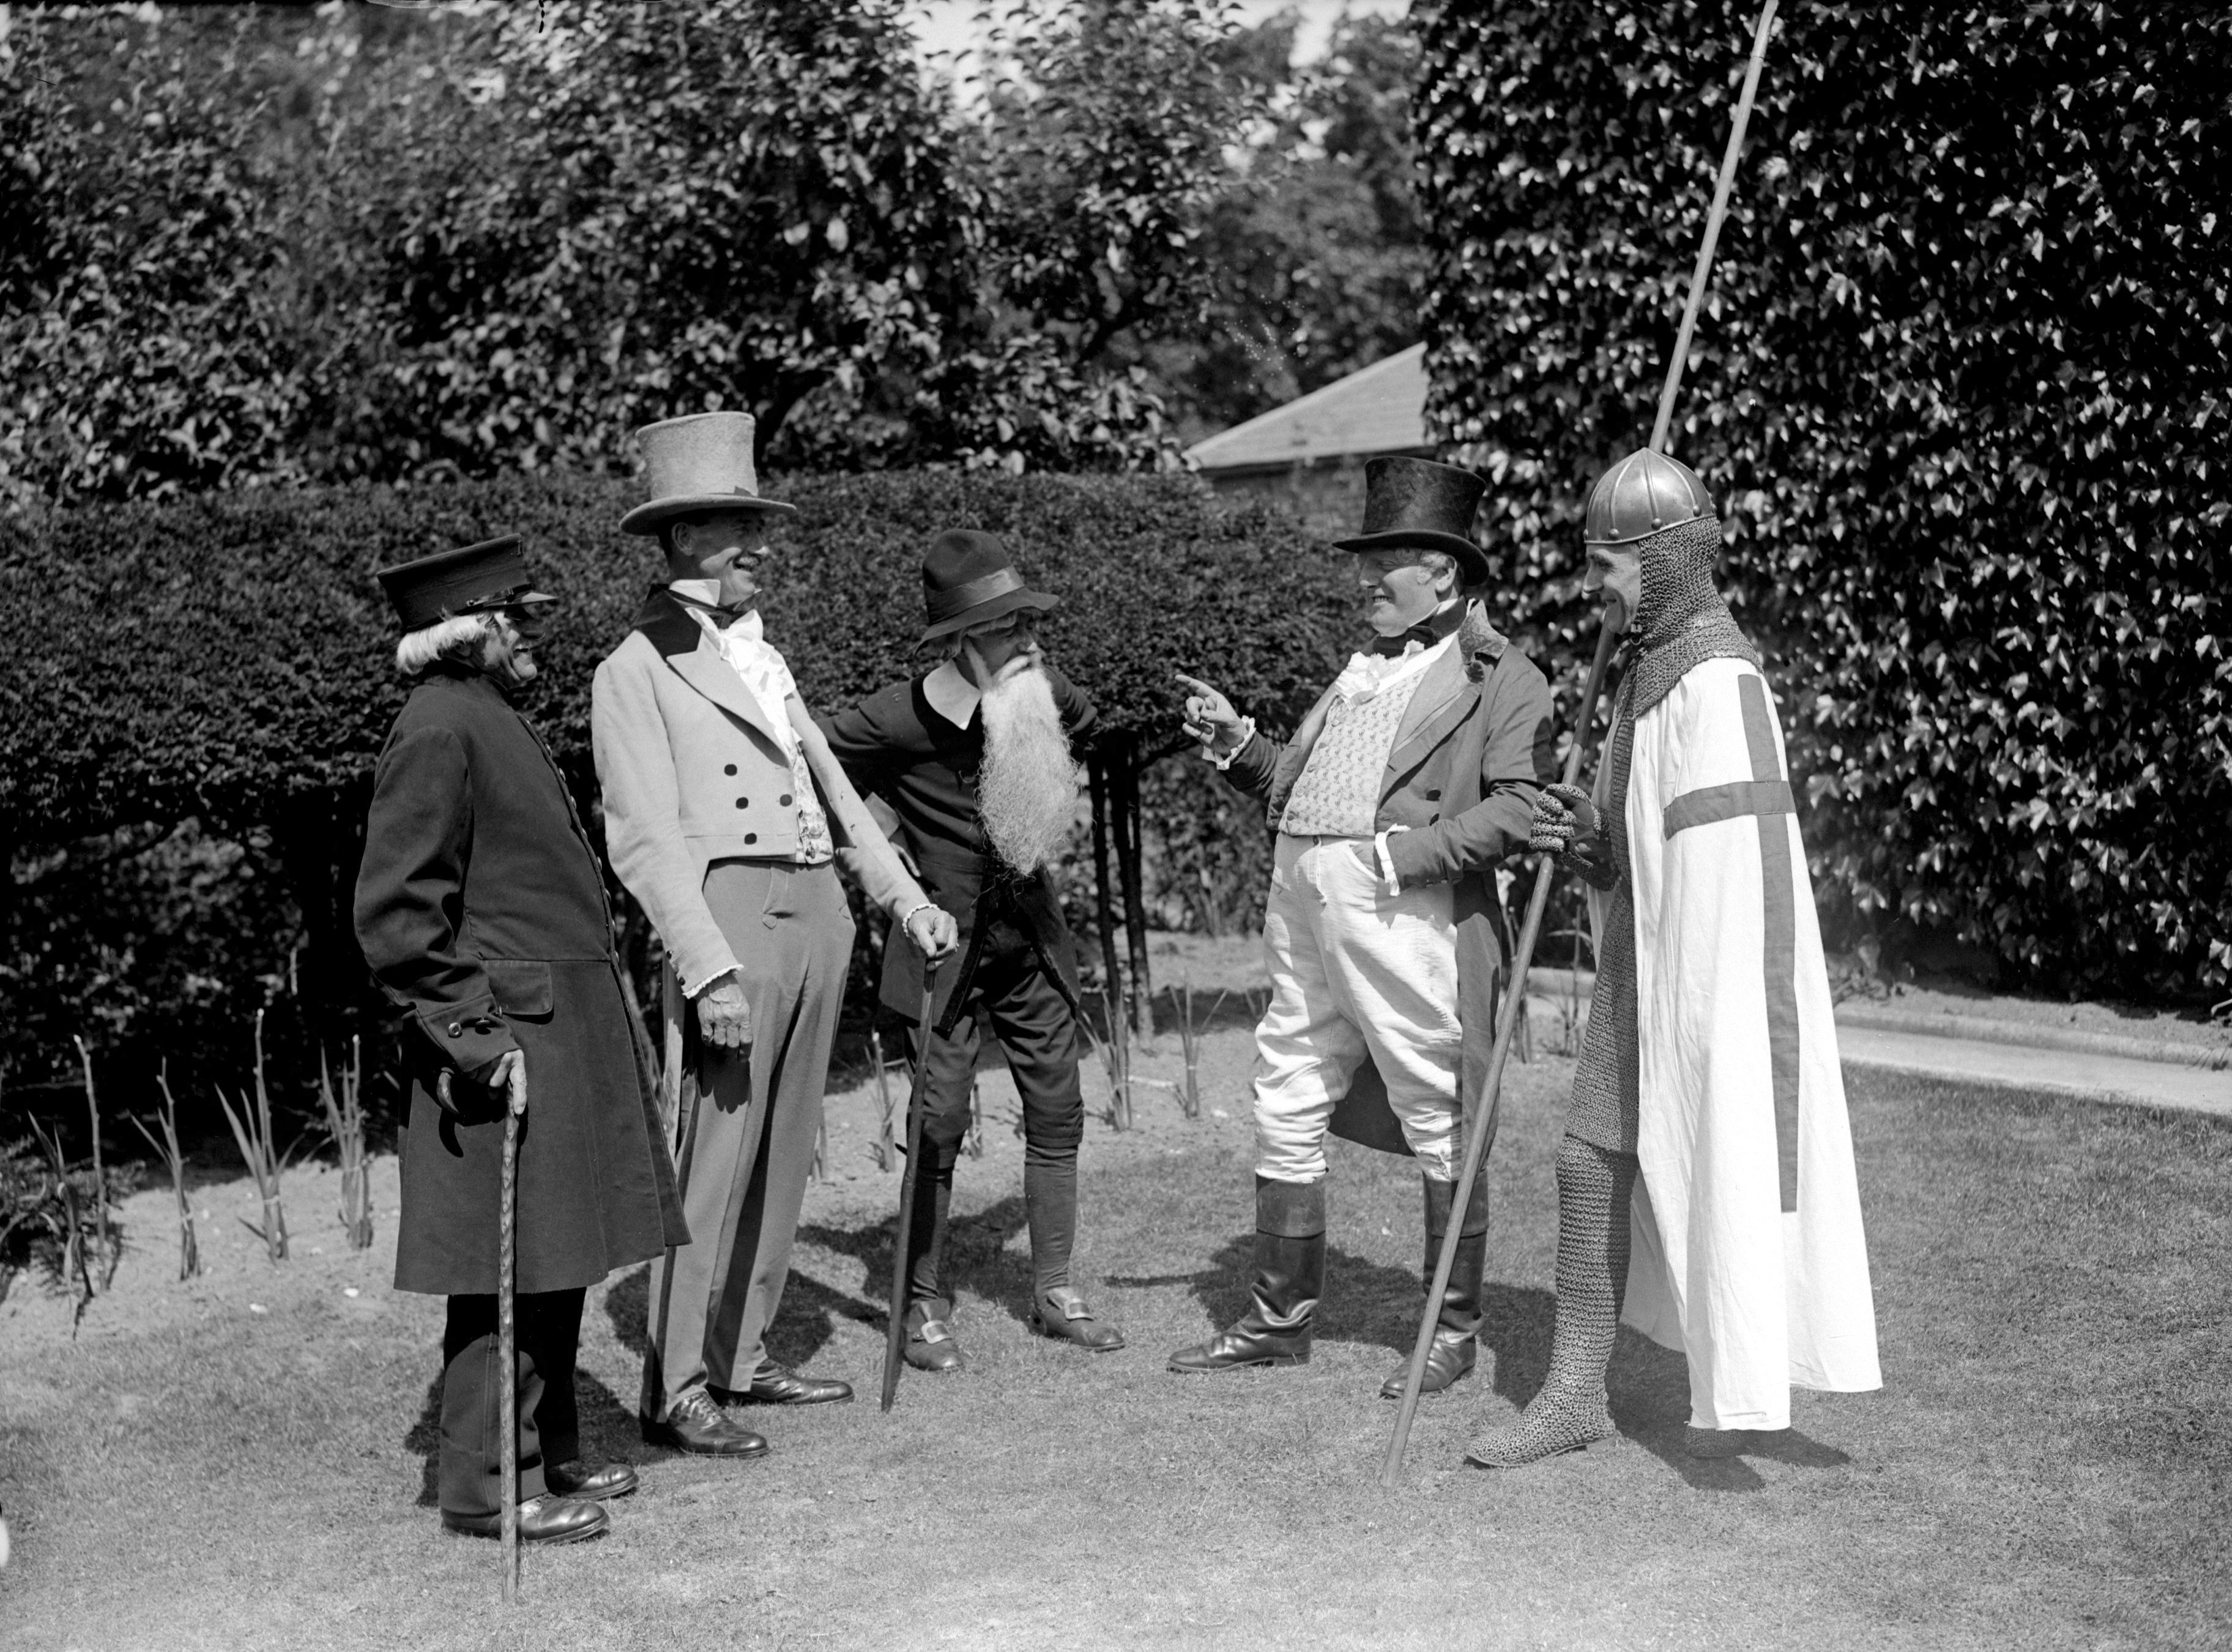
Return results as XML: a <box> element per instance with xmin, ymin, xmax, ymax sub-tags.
<box><xmin>1530</xmin><ymin>783</ymin><xmax>1620</xmax><ymax>890</ymax></box>
<box><xmin>1528</xmin><ymin>783</ymin><xmax>1599</xmax><ymax>852</ymax></box>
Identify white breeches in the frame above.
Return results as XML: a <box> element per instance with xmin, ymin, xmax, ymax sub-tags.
<box><xmin>1252</xmin><ymin>833</ymin><xmax>1462</xmax><ymax>1183</ymax></box>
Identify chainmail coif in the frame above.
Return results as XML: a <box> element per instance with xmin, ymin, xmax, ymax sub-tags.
<box><xmin>1465</xmin><ymin>1134</ymin><xmax>1638</xmax><ymax>1467</ymax></box>
<box><xmin>1566</xmin><ymin>513</ymin><xmax>1760</xmax><ymax>1152</ymax></box>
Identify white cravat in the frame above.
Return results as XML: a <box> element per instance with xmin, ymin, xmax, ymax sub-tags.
<box><xmin>669</xmin><ymin>579</ymin><xmax>799</xmax><ymax>756</ymax></box>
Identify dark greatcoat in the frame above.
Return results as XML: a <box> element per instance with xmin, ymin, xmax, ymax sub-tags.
<box><xmin>817</xmin><ymin>666</ymin><xmax>1096</xmax><ymax>1029</ymax></box>
<box><xmin>1221</xmin><ymin>628</ymin><xmax>1555</xmax><ymax>1153</ymax></box>
<box><xmin>353</xmin><ymin>666</ymin><xmax>688</xmax><ymax>1296</ymax></box>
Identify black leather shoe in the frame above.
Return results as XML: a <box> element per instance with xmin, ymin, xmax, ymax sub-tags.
<box><xmin>546</xmin><ymin>1459</ymin><xmax>639</xmax><ymax>1500</ymax></box>
<box><xmin>903</xmin><ymin>1302</ymin><xmax>964</xmax><ymax>1373</ymax></box>
<box><xmin>441</xmin><ymin>1493</ymin><xmax>609</xmax><ymax>1544</ymax></box>
<box><xmin>1378</xmin><ymin>1331</ymin><xmax>1477</xmax><ymax>1399</ymax></box>
<box><xmin>737</xmin><ymin>1367</ymin><xmax>854</xmax><ymax>1406</ymax></box>
<box><xmin>641</xmin><ymin>1390</ymin><xmax>769</xmax><ymax>1457</ymax></box>
<box><xmin>1029</xmin><ymin>1286</ymin><xmax>1125</xmax><ymax>1352</ymax></box>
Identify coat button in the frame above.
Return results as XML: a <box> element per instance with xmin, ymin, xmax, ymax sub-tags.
<box><xmin>745</xmin><ymin>833</ymin><xmax>757</xmax><ymax>845</ymax></box>
<box><xmin>724</xmin><ymin>764</ymin><xmax>738</xmax><ymax>776</ymax></box>
<box><xmin>779</xmin><ymin>794</ymin><xmax>793</xmax><ymax>806</ymax></box>
<box><xmin>735</xmin><ymin>797</ymin><xmax>749</xmax><ymax>809</ymax></box>
<box><xmin>447</xmin><ymin>1022</ymin><xmax>462</xmax><ymax>1037</ymax></box>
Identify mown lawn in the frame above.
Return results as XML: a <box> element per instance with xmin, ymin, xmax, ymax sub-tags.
<box><xmin>2</xmin><ymin>1021</ymin><xmax>2226</xmax><ymax>1651</ymax></box>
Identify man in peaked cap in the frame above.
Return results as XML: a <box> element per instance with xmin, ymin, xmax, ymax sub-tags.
<box><xmin>1168</xmin><ymin>456</ymin><xmax>1555</xmax><ymax>1397</ymax></box>
<box><xmin>1466</xmin><ymin>449</ymin><xmax>1880</xmax><ymax>1469</ymax></box>
<box><xmin>818</xmin><ymin>529</ymin><xmax>1123</xmax><ymax>1372</ymax></box>
<box><xmin>593</xmin><ymin>412</ymin><xmax>958</xmax><ymax>1458</ymax></box>
<box><xmin>354</xmin><ymin>534</ymin><xmax>688</xmax><ymax>1546</ymax></box>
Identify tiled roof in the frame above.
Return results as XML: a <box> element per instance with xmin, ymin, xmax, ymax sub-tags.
<box><xmin>1183</xmin><ymin>343</ymin><xmax>1430</xmax><ymax>474</ymax></box>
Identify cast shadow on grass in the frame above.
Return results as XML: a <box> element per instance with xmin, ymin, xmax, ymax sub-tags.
<box><xmin>1120</xmin><ymin>1234</ymin><xmax>1847</xmax><ymax>1494</ymax></box>
<box><xmin>597</xmin><ymin>1260</ymin><xmax>882</xmax><ymax>1402</ymax></box>
<box><xmin>792</xmin><ymin>1194</ymin><xmax>1038</xmax><ymax>1328</ymax></box>
<box><xmin>403</xmin><ymin>1367</ymin><xmax>639</xmax><ymax>1505</ymax></box>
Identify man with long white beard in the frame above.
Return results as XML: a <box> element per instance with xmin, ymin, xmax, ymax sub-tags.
<box><xmin>820</xmin><ymin>529</ymin><xmax>1123</xmax><ymax>1371</ymax></box>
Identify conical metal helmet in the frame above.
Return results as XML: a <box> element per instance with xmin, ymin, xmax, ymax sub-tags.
<box><xmin>1582</xmin><ymin>448</ymin><xmax>1713</xmax><ymax>547</ymax></box>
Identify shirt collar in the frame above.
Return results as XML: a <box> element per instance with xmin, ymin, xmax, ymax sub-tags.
<box><xmin>922</xmin><ymin>658</ymin><xmax>981</xmax><ymax>728</ymax></box>
<box><xmin>669</xmin><ymin>578</ymin><xmax>761</xmax><ymax>642</ymax></box>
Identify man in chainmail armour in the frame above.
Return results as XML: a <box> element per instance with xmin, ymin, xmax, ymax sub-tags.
<box><xmin>1467</xmin><ymin>449</ymin><xmax>1881</xmax><ymax>1468</ymax></box>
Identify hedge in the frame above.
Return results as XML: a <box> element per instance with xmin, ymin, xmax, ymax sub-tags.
<box><xmin>1413</xmin><ymin>0</ymin><xmax>2231</xmax><ymax>998</ymax></box>
<box><xmin>1</xmin><ymin>471</ymin><xmax>1355</xmax><ymax>845</ymax></box>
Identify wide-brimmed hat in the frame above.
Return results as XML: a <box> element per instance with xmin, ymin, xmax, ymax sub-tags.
<box><xmin>374</xmin><ymin>535</ymin><xmax>554</xmax><ymax>631</ymax></box>
<box><xmin>920</xmin><ymin>529</ymin><xmax>1059</xmax><ymax>644</ymax></box>
<box><xmin>1332</xmin><ymin>456</ymin><xmax>1490</xmax><ymax>585</ymax></box>
<box><xmin>620</xmin><ymin>411</ymin><xmax>797</xmax><ymax>537</ymax></box>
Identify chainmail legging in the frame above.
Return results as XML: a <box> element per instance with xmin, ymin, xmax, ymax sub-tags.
<box><xmin>1467</xmin><ymin>1133</ymin><xmax>1640</xmax><ymax>1467</ymax></box>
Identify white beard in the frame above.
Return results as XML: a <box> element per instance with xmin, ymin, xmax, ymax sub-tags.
<box><xmin>972</xmin><ymin>646</ymin><xmax>1084</xmax><ymax>874</ymax></box>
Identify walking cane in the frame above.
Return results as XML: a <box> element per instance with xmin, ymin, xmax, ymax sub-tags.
<box><xmin>1380</xmin><ymin>0</ymin><xmax>1782</xmax><ymax>1487</ymax></box>
<box><xmin>880</xmin><ymin>961</ymin><xmax>943</xmax><ymax>1412</ymax></box>
<box><xmin>499</xmin><ymin>1057</ymin><xmax>524</xmax><ymax>1601</ymax></box>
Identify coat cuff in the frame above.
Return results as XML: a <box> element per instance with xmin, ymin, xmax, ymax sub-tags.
<box><xmin>416</xmin><ymin>996</ymin><xmax>518</xmax><ymax>1074</ymax></box>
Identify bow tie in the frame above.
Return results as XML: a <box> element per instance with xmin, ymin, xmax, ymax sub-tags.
<box><xmin>1371</xmin><ymin>623</ymin><xmax>1441</xmax><ymax>659</ymax></box>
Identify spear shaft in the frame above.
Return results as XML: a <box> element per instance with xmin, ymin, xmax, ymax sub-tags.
<box><xmin>1379</xmin><ymin>0</ymin><xmax>1782</xmax><ymax>1487</ymax></box>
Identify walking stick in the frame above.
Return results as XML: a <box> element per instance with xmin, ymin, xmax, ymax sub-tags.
<box><xmin>499</xmin><ymin>1059</ymin><xmax>524</xmax><ymax>1601</ymax></box>
<box><xmin>880</xmin><ymin>962</ymin><xmax>942</xmax><ymax>1412</ymax></box>
<box><xmin>1380</xmin><ymin>0</ymin><xmax>1782</xmax><ymax>1487</ymax></box>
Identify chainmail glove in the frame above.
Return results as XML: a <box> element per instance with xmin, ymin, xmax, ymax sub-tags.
<box><xmin>1531</xmin><ymin>783</ymin><xmax>1618</xmax><ymax>890</ymax></box>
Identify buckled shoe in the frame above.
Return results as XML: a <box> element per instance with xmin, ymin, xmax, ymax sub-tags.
<box><xmin>903</xmin><ymin>1301</ymin><xmax>964</xmax><ymax>1373</ymax></box>
<box><xmin>1029</xmin><ymin>1286</ymin><xmax>1125</xmax><ymax>1352</ymax></box>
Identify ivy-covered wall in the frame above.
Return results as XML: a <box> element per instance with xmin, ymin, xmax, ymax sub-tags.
<box><xmin>1413</xmin><ymin>0</ymin><xmax>2230</xmax><ymax>997</ymax></box>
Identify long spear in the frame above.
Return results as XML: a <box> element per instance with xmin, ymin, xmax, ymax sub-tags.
<box><xmin>1380</xmin><ymin>0</ymin><xmax>1782</xmax><ymax>1486</ymax></box>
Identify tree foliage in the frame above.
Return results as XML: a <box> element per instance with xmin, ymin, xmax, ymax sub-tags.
<box><xmin>0</xmin><ymin>1</ymin><xmax>1269</xmax><ymax>505</ymax></box>
<box><xmin>1167</xmin><ymin>10</ymin><xmax>1429</xmax><ymax>437</ymax></box>
<box><xmin>1415</xmin><ymin>0</ymin><xmax>2230</xmax><ymax>995</ymax></box>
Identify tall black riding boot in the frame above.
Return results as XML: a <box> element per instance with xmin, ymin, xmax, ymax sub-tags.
<box><xmin>901</xmin><ymin>1159</ymin><xmax>963</xmax><ymax>1372</ymax></box>
<box><xmin>1167</xmin><ymin>1177</ymin><xmax>1325</xmax><ymax>1372</ymax></box>
<box><xmin>1466</xmin><ymin>1134</ymin><xmax>1638</xmax><ymax>1467</ymax></box>
<box><xmin>1380</xmin><ymin>1169</ymin><xmax>1489</xmax><ymax>1398</ymax></box>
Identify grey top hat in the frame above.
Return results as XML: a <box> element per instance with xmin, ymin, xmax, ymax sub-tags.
<box><xmin>620</xmin><ymin>412</ymin><xmax>797</xmax><ymax>537</ymax></box>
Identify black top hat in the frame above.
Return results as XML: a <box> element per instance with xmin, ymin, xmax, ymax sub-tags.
<box><xmin>1332</xmin><ymin>457</ymin><xmax>1490</xmax><ymax>585</ymax></box>
<box><xmin>374</xmin><ymin>535</ymin><xmax>555</xmax><ymax>631</ymax></box>
<box><xmin>920</xmin><ymin>529</ymin><xmax>1060</xmax><ymax>644</ymax></box>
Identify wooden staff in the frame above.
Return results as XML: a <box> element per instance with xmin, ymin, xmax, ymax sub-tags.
<box><xmin>499</xmin><ymin>1060</ymin><xmax>524</xmax><ymax>1601</ymax></box>
<box><xmin>880</xmin><ymin>964</ymin><xmax>942</xmax><ymax>1412</ymax></box>
<box><xmin>1380</xmin><ymin>0</ymin><xmax>1782</xmax><ymax>1487</ymax></box>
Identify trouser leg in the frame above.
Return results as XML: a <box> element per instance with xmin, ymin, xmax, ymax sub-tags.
<box><xmin>641</xmin><ymin>1045</ymin><xmax>756</xmax><ymax>1423</ymax></box>
<box><xmin>708</xmin><ymin>868</ymin><xmax>852</xmax><ymax>1385</ymax></box>
<box><xmin>1251</xmin><ymin>837</ymin><xmax>1371</xmax><ymax>1183</ymax></box>
<box><xmin>978</xmin><ymin>953</ymin><xmax>1087</xmax><ymax>1305</ymax></box>
<box><xmin>519</xmin><ymin>1287</ymin><xmax>586</xmax><ymax>1467</ymax></box>
<box><xmin>904</xmin><ymin>1008</ymin><xmax>981</xmax><ymax>1313</ymax></box>
<box><xmin>645</xmin><ymin>863</ymin><xmax>852</xmax><ymax>1416</ymax></box>
<box><xmin>1466</xmin><ymin>1134</ymin><xmax>1638</xmax><ymax>1467</ymax></box>
<box><xmin>439</xmin><ymin>1292</ymin><xmax>556</xmax><ymax>1519</ymax></box>
<box><xmin>1302</xmin><ymin>836</ymin><xmax>1463</xmax><ymax>1180</ymax></box>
